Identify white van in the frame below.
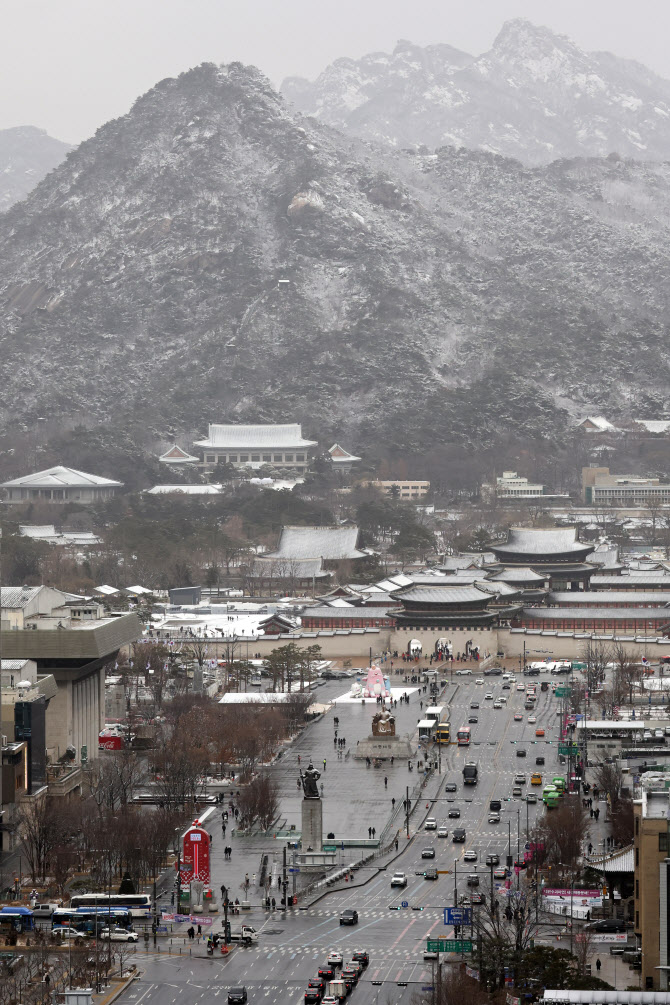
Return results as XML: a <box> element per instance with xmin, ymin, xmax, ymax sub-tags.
<box><xmin>32</xmin><ymin>902</ymin><xmax>60</xmax><ymax>918</ymax></box>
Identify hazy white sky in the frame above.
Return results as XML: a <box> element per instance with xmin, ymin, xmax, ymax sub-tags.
<box><xmin>3</xmin><ymin>0</ymin><xmax>670</xmax><ymax>143</ymax></box>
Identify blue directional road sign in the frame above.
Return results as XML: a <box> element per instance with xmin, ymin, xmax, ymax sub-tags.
<box><xmin>401</xmin><ymin>901</ymin><xmax>409</xmax><ymax>908</ymax></box>
<box><xmin>444</xmin><ymin>907</ymin><xmax>472</xmax><ymax>926</ymax></box>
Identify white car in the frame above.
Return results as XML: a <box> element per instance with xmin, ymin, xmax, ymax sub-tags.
<box><xmin>476</xmin><ymin>679</ymin><xmax>484</xmax><ymax>685</ymax></box>
<box><xmin>327</xmin><ymin>951</ymin><xmax>343</xmax><ymax>966</ymax></box>
<box><xmin>464</xmin><ymin>850</ymin><xmax>477</xmax><ymax>862</ymax></box>
<box><xmin>516</xmin><ymin>684</ymin><xmax>525</xmax><ymax>691</ymax></box>
<box><xmin>456</xmin><ymin>669</ymin><xmax>472</xmax><ymax>676</ymax></box>
<box><xmin>488</xmin><ymin>813</ymin><xmax>501</xmax><ymax>824</ymax></box>
<box><xmin>528</xmin><ymin>715</ymin><xmax>536</xmax><ymax>723</ymax></box>
<box><xmin>493</xmin><ymin>701</ymin><xmax>502</xmax><ymax>709</ymax></box>
<box><xmin>498</xmin><ymin>695</ymin><xmax>507</xmax><ymax>703</ymax></box>
<box><xmin>438</xmin><ymin>826</ymin><xmax>449</xmax><ymax>838</ymax></box>
<box><xmin>391</xmin><ymin>872</ymin><xmax>408</xmax><ymax>887</ymax></box>
<box><xmin>99</xmin><ymin>927</ymin><xmax>138</xmax><ymax>943</ymax></box>
<box><xmin>425</xmin><ymin>818</ymin><xmax>437</xmax><ymax>830</ymax></box>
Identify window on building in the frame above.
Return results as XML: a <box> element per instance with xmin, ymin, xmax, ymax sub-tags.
<box><xmin>263</xmin><ymin>454</ymin><xmax>271</xmax><ymax>462</ymax></box>
<box><xmin>274</xmin><ymin>454</ymin><xmax>282</xmax><ymax>462</ymax></box>
<box><xmin>240</xmin><ymin>455</ymin><xmax>249</xmax><ymax>462</ymax></box>
<box><xmin>636</xmin><ymin>911</ymin><xmax>639</xmax><ymax>929</ymax></box>
<box><xmin>206</xmin><ymin>455</ymin><xmax>216</xmax><ymax>463</ymax></box>
<box><xmin>296</xmin><ymin>454</ymin><xmax>305</xmax><ymax>462</ymax></box>
<box><xmin>229</xmin><ymin>455</ymin><xmax>238</xmax><ymax>462</ymax></box>
<box><xmin>251</xmin><ymin>455</ymin><xmax>260</xmax><ymax>462</ymax></box>
<box><xmin>660</xmin><ymin>833</ymin><xmax>668</xmax><ymax>852</ymax></box>
<box><xmin>635</xmin><ymin>847</ymin><xmax>639</xmax><ymax>865</ymax></box>
<box><xmin>636</xmin><ymin>879</ymin><xmax>639</xmax><ymax>899</ymax></box>
<box><xmin>285</xmin><ymin>454</ymin><xmax>294</xmax><ymax>462</ymax></box>
<box><xmin>635</xmin><ymin>817</ymin><xmax>640</xmax><ymax>836</ymax></box>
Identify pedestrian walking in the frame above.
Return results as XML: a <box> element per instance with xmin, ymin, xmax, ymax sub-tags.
<box><xmin>391</xmin><ymin>756</ymin><xmax>394</xmax><ymax>764</ymax></box>
<box><xmin>595</xmin><ymin>808</ymin><xmax>600</xmax><ymax>821</ymax></box>
<box><xmin>384</xmin><ymin>776</ymin><xmax>388</xmax><ymax>788</ymax></box>
<box><xmin>590</xmin><ymin>808</ymin><xmax>594</xmax><ymax>818</ymax></box>
<box><xmin>197</xmin><ymin>924</ymin><xmax>202</xmax><ymax>935</ymax></box>
<box><xmin>297</xmin><ymin>754</ymin><xmax>301</xmax><ymax>764</ymax></box>
<box><xmin>271</xmin><ymin>897</ymin><xmax>276</xmax><ymax>910</ymax></box>
<box><xmin>188</xmin><ymin>926</ymin><xmax>195</xmax><ymax>940</ymax></box>
<box><xmin>222</xmin><ymin>824</ymin><xmax>226</xmax><ymax>836</ymax></box>
<box><xmin>596</xmin><ymin>959</ymin><xmax>601</xmax><ymax>973</ymax></box>
<box><xmin>395</xmin><ymin>838</ymin><xmax>399</xmax><ymax>852</ymax></box>
<box><xmin>368</xmin><ymin>827</ymin><xmax>372</xmax><ymax>838</ymax></box>
<box><xmin>171</xmin><ymin>891</ymin><xmax>175</xmax><ymax>907</ymax></box>
<box><xmin>334</xmin><ymin>736</ymin><xmax>337</xmax><ymax>746</ymax></box>
<box><xmin>391</xmin><ymin>797</ymin><xmax>396</xmax><ymax>808</ymax></box>
<box><xmin>372</xmin><ymin>827</ymin><xmax>376</xmax><ymax>838</ymax></box>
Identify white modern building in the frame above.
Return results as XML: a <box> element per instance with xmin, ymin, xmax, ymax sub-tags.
<box><xmin>194</xmin><ymin>424</ymin><xmax>317</xmax><ymax>472</ymax></box>
<box><xmin>2</xmin><ymin>466</ymin><xmax>122</xmax><ymax>504</ymax></box>
<box><xmin>494</xmin><ymin>471</ymin><xmax>544</xmax><ymax>499</ymax></box>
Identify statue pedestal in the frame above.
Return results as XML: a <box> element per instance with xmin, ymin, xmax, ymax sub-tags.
<box><xmin>354</xmin><ymin>734</ymin><xmax>415</xmax><ymax>760</ymax></box>
<box><xmin>301</xmin><ymin>798</ymin><xmax>323</xmax><ymax>853</ymax></box>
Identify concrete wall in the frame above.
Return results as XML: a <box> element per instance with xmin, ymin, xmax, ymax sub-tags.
<box><xmin>46</xmin><ymin>667</ymin><xmax>103</xmax><ymax>763</ymax></box>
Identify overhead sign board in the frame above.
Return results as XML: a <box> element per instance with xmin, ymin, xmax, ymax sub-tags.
<box><xmin>444</xmin><ymin>907</ymin><xmax>472</xmax><ymax>925</ymax></box>
<box><xmin>427</xmin><ymin>939</ymin><xmax>472</xmax><ymax>953</ymax></box>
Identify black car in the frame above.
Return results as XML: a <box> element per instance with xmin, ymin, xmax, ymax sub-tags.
<box><xmin>468</xmin><ymin>715</ymin><xmax>478</xmax><ymax>723</ymax></box>
<box><xmin>308</xmin><ymin>980</ymin><xmax>325</xmax><ymax>994</ymax></box>
<box><xmin>444</xmin><ymin>783</ymin><xmax>457</xmax><ymax>793</ymax></box>
<box><xmin>585</xmin><ymin>919</ymin><xmax>626</xmax><ymax>933</ymax></box>
<box><xmin>470</xmin><ymin>702</ymin><xmax>479</xmax><ymax>709</ymax></box>
<box><xmin>452</xmin><ymin>828</ymin><xmax>466</xmax><ymax>842</ymax></box>
<box><xmin>305</xmin><ymin>990</ymin><xmax>322</xmax><ymax>1003</ymax></box>
<box><xmin>448</xmin><ymin>808</ymin><xmax>461</xmax><ymax>818</ymax></box>
<box><xmin>341</xmin><ymin>969</ymin><xmax>358</xmax><ymax>985</ymax></box>
<box><xmin>228</xmin><ymin>990</ymin><xmax>247</xmax><ymax>1005</ymax></box>
<box><xmin>340</xmin><ymin>975</ymin><xmax>356</xmax><ymax>993</ymax></box>
<box><xmin>421</xmin><ymin>847</ymin><xmax>436</xmax><ymax>858</ymax></box>
<box><xmin>351</xmin><ymin>952</ymin><xmax>369</xmax><ymax>967</ymax></box>
<box><xmin>535</xmin><ymin>756</ymin><xmax>545</xmax><ymax>765</ymax></box>
<box><xmin>516</xmin><ymin>749</ymin><xmax>527</xmax><ymax>757</ymax></box>
<box><xmin>318</xmin><ymin>967</ymin><xmax>334</xmax><ymax>980</ymax></box>
<box><xmin>340</xmin><ymin>910</ymin><xmax>358</xmax><ymax>926</ymax></box>
<box><xmin>485</xmin><ymin>853</ymin><xmax>500</xmax><ymax>866</ymax></box>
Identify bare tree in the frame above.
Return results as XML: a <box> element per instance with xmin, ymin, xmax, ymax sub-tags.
<box><xmin>532</xmin><ymin>800</ymin><xmax>589</xmax><ymax>873</ymax></box>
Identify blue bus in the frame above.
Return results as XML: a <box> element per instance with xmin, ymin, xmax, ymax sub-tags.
<box><xmin>52</xmin><ymin>907</ymin><xmax>133</xmax><ymax>933</ymax></box>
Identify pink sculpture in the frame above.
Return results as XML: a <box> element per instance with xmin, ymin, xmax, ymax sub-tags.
<box><xmin>362</xmin><ymin>666</ymin><xmax>391</xmax><ymax>699</ymax></box>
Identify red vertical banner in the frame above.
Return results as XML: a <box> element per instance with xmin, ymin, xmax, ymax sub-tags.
<box><xmin>180</xmin><ymin>824</ymin><xmax>211</xmax><ymax>884</ymax></box>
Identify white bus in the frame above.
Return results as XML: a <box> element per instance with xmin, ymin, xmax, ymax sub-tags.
<box><xmin>69</xmin><ymin>893</ymin><xmax>152</xmax><ymax>918</ymax></box>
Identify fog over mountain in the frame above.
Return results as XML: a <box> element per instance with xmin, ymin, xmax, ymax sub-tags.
<box><xmin>0</xmin><ymin>126</ymin><xmax>72</xmax><ymax>210</ymax></box>
<box><xmin>282</xmin><ymin>19</ymin><xmax>670</xmax><ymax>165</ymax></box>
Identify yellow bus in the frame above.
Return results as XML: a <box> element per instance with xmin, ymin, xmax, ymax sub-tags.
<box><xmin>434</xmin><ymin>722</ymin><xmax>450</xmax><ymax>744</ymax></box>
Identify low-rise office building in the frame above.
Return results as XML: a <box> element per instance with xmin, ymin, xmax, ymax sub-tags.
<box><xmin>195</xmin><ymin>423</ymin><xmax>317</xmax><ymax>472</ymax></box>
<box><xmin>2</xmin><ymin>466</ymin><xmax>122</xmax><ymax>504</ymax></box>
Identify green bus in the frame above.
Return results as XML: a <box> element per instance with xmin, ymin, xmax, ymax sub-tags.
<box><xmin>552</xmin><ymin>777</ymin><xmax>566</xmax><ymax>796</ymax></box>
<box><xmin>543</xmin><ymin>785</ymin><xmax>559</xmax><ymax>808</ymax></box>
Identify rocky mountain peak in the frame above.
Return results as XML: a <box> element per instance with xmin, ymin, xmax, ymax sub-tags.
<box><xmin>280</xmin><ymin>20</ymin><xmax>670</xmax><ymax>164</ymax></box>
<box><xmin>0</xmin><ymin>125</ymin><xmax>72</xmax><ymax>211</ymax></box>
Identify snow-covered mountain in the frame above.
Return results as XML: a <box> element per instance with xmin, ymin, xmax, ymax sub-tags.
<box><xmin>2</xmin><ymin>62</ymin><xmax>670</xmax><ymax>461</ymax></box>
<box><xmin>282</xmin><ymin>19</ymin><xmax>670</xmax><ymax>164</ymax></box>
<box><xmin>0</xmin><ymin>126</ymin><xmax>72</xmax><ymax>210</ymax></box>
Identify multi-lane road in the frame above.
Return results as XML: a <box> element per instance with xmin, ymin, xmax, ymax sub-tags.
<box><xmin>122</xmin><ymin>671</ymin><xmax>563</xmax><ymax>1005</ymax></box>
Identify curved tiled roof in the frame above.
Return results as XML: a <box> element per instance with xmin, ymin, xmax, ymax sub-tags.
<box><xmin>2</xmin><ymin>465</ymin><xmax>122</xmax><ymax>488</ymax></box>
<box><xmin>194</xmin><ymin>423</ymin><xmax>317</xmax><ymax>449</ymax></box>
<box><xmin>493</xmin><ymin>528</ymin><xmax>592</xmax><ymax>556</ymax></box>
<box><xmin>394</xmin><ymin>586</ymin><xmax>492</xmax><ymax>604</ymax></box>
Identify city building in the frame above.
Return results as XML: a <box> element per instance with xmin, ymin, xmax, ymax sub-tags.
<box><xmin>633</xmin><ymin>783</ymin><xmax>670</xmax><ymax>990</ymax></box>
<box><xmin>632</xmin><ymin>419</ymin><xmax>670</xmax><ymax>435</ymax></box>
<box><xmin>512</xmin><ymin>607</ymin><xmax>670</xmax><ymax>634</ymax></box>
<box><xmin>158</xmin><ymin>444</ymin><xmax>199</xmax><ymax>464</ymax></box>
<box><xmin>194</xmin><ymin>423</ymin><xmax>317</xmax><ymax>472</ymax></box>
<box><xmin>0</xmin><ymin>587</ymin><xmax>141</xmax><ymax>767</ymax></box>
<box><xmin>591</xmin><ymin>573</ymin><xmax>670</xmax><ymax>592</ymax></box>
<box><xmin>577</xmin><ymin>416</ymin><xmax>618</xmax><ymax>433</ymax></box>
<box><xmin>328</xmin><ymin>444</ymin><xmax>361</xmax><ymax>473</ymax></box>
<box><xmin>582</xmin><ymin>466</ymin><xmax>670</xmax><ymax>506</ymax></box>
<box><xmin>369</xmin><ymin>480</ymin><xmax>430</xmax><ymax>499</ymax></box>
<box><xmin>490</xmin><ymin>471</ymin><xmax>544</xmax><ymax>499</ymax></box>
<box><xmin>266</xmin><ymin>525</ymin><xmax>366</xmax><ymax>563</ymax></box>
<box><xmin>1</xmin><ymin>466</ymin><xmax>123</xmax><ymax>504</ymax></box>
<box><xmin>489</xmin><ymin>528</ymin><xmax>595</xmax><ymax>591</ymax></box>
<box><xmin>300</xmin><ymin>606</ymin><xmax>396</xmax><ymax>630</ymax></box>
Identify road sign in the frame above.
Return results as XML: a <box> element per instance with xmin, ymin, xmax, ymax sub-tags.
<box><xmin>401</xmin><ymin>901</ymin><xmax>408</xmax><ymax>908</ymax></box>
<box><xmin>288</xmin><ymin>867</ymin><xmax>300</xmax><ymax>873</ymax></box>
<box><xmin>421</xmin><ymin>988</ymin><xmax>434</xmax><ymax>992</ymax></box>
<box><xmin>444</xmin><ymin>907</ymin><xmax>472</xmax><ymax>925</ymax></box>
<box><xmin>427</xmin><ymin>939</ymin><xmax>473</xmax><ymax>953</ymax></box>
<box><xmin>555</xmin><ymin>687</ymin><xmax>571</xmax><ymax>697</ymax></box>
<box><xmin>437</xmin><ymin>870</ymin><xmax>452</xmax><ymax>874</ymax></box>
<box><xmin>559</xmin><ymin>745</ymin><xmax>578</xmax><ymax>756</ymax></box>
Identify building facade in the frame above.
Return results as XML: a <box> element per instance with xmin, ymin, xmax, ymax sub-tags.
<box><xmin>194</xmin><ymin>424</ymin><xmax>317</xmax><ymax>472</ymax></box>
<box><xmin>2</xmin><ymin>466</ymin><xmax>122</xmax><ymax>504</ymax></box>
<box><xmin>494</xmin><ymin>471</ymin><xmax>544</xmax><ymax>499</ymax></box>
<box><xmin>633</xmin><ymin>785</ymin><xmax>670</xmax><ymax>990</ymax></box>
<box><xmin>582</xmin><ymin>466</ymin><xmax>670</xmax><ymax>506</ymax></box>
<box><xmin>369</xmin><ymin>480</ymin><xmax>430</xmax><ymax>500</ymax></box>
